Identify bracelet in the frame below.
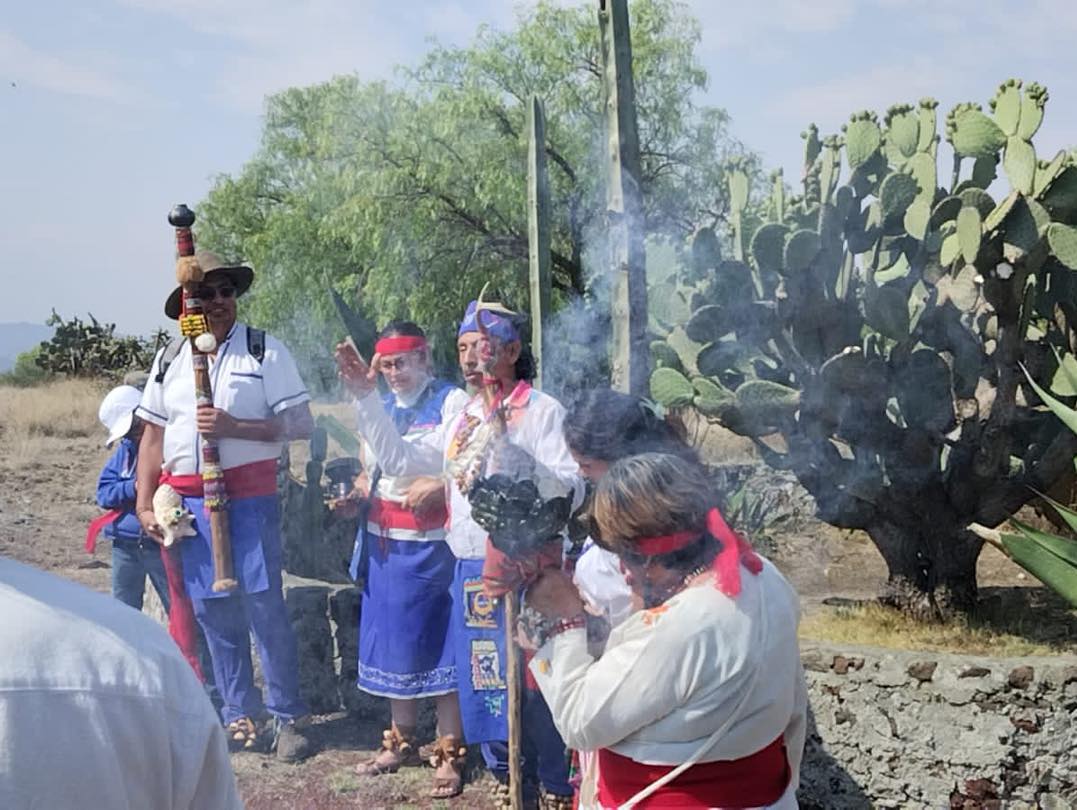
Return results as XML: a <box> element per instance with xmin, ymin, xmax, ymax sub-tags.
<box><xmin>548</xmin><ymin>614</ymin><xmax>587</xmax><ymax>640</ymax></box>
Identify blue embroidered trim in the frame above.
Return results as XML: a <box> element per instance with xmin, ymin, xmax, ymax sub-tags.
<box><xmin>356</xmin><ymin>661</ymin><xmax>457</xmax><ymax>696</ymax></box>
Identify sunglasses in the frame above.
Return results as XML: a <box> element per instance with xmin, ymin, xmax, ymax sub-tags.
<box><xmin>195</xmin><ymin>284</ymin><xmax>237</xmax><ymax>301</ymax></box>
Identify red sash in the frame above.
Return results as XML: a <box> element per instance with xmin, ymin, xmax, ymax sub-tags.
<box><xmin>85</xmin><ymin>510</ymin><xmax>123</xmax><ymax>554</ymax></box>
<box><xmin>597</xmin><ymin>736</ymin><xmax>790</xmax><ymax>809</ymax></box>
<box><xmin>367</xmin><ymin>496</ymin><xmax>449</xmax><ymax>533</ymax></box>
<box><xmin>160</xmin><ymin>458</ymin><xmax>278</xmax><ymax>499</ymax></box>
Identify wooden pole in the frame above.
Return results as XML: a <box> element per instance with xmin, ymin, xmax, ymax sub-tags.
<box><xmin>527</xmin><ymin>94</ymin><xmax>552</xmax><ymax>391</ymax></box>
<box><xmin>598</xmin><ymin>0</ymin><xmax>649</xmax><ymax>395</ymax></box>
<box><xmin>504</xmin><ymin>590</ymin><xmax>524</xmax><ymax>810</ymax></box>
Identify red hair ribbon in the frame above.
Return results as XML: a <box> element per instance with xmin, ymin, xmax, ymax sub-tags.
<box><xmin>374</xmin><ymin>335</ymin><xmax>427</xmax><ymax>355</ymax></box>
<box><xmin>633</xmin><ymin>508</ymin><xmax>763</xmax><ymax>598</ymax></box>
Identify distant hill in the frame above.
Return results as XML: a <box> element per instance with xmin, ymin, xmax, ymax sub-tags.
<box><xmin>0</xmin><ymin>322</ymin><xmax>53</xmax><ymax>372</ymax></box>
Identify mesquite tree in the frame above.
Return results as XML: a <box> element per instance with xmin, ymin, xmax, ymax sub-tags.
<box><xmin>650</xmin><ymin>80</ymin><xmax>1077</xmax><ymax>619</ymax></box>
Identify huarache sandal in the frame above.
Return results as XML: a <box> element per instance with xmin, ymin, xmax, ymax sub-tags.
<box><xmin>428</xmin><ymin>734</ymin><xmax>467</xmax><ymax>799</ymax></box>
<box><xmin>226</xmin><ymin>717</ymin><xmax>260</xmax><ymax>752</ymax></box>
<box><xmin>355</xmin><ymin>727</ymin><xmax>420</xmax><ymax>776</ymax></box>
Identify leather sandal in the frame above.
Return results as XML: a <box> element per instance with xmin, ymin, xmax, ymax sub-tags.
<box><xmin>226</xmin><ymin>717</ymin><xmax>260</xmax><ymax>753</ymax></box>
<box><xmin>355</xmin><ymin>727</ymin><xmax>420</xmax><ymax>776</ymax></box>
<box><xmin>427</xmin><ymin>734</ymin><xmax>467</xmax><ymax>799</ymax></box>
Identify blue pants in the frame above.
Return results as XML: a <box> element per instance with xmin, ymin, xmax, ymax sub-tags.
<box><xmin>481</xmin><ymin>685</ymin><xmax>574</xmax><ymax>796</ymax></box>
<box><xmin>191</xmin><ymin>569</ymin><xmax>308</xmax><ymax>724</ymax></box>
<box><xmin>111</xmin><ymin>539</ymin><xmax>170</xmax><ymax>613</ymax></box>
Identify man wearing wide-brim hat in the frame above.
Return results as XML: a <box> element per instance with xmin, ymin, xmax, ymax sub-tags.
<box><xmin>134</xmin><ymin>249</ymin><xmax>316</xmax><ymax>761</ymax></box>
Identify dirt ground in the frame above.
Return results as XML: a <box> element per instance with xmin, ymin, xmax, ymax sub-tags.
<box><xmin>1</xmin><ymin>384</ymin><xmax>1074</xmax><ymax>808</ymax></box>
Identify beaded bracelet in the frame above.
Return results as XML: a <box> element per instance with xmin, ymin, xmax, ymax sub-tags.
<box><xmin>548</xmin><ymin>614</ymin><xmax>587</xmax><ymax>640</ymax></box>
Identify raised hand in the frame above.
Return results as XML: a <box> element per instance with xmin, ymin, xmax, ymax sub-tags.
<box><xmin>334</xmin><ymin>341</ymin><xmax>379</xmax><ymax>398</ymax></box>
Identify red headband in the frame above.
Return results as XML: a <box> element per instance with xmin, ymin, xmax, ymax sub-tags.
<box><xmin>374</xmin><ymin>335</ymin><xmax>427</xmax><ymax>355</ymax></box>
<box><xmin>632</xmin><ymin>508</ymin><xmax>764</xmax><ymax>598</ymax></box>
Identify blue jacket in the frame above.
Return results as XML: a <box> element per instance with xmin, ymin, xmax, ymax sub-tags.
<box><xmin>95</xmin><ymin>437</ymin><xmax>143</xmax><ymax>542</ymax></box>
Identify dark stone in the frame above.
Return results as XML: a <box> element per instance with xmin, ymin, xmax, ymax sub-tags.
<box><xmin>834</xmin><ymin>707</ymin><xmax>856</xmax><ymax>725</ymax></box>
<box><xmin>1008</xmin><ymin>665</ymin><xmax>1035</xmax><ymax>690</ymax></box>
<box><xmin>907</xmin><ymin>660</ymin><xmax>938</xmax><ymax>682</ymax></box>
<box><xmin>1010</xmin><ymin>715</ymin><xmax>1040</xmax><ymax>733</ymax></box>
<box><xmin>958</xmin><ymin>666</ymin><xmax>991</xmax><ymax>679</ymax></box>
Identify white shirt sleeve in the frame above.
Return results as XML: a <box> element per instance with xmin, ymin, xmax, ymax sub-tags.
<box><xmin>528</xmin><ymin>620</ymin><xmax>697</xmax><ymax>752</ymax></box>
<box><xmin>262</xmin><ymin>335</ymin><xmax>310</xmax><ymax>414</ymax></box>
<box><xmin>136</xmin><ymin>347</ymin><xmax>168</xmax><ymax>426</ymax></box>
<box><xmin>354</xmin><ymin>390</ymin><xmax>446</xmax><ymax>476</ymax></box>
<box><xmin>526</xmin><ymin>397</ymin><xmax>584</xmax><ymax>511</ymax></box>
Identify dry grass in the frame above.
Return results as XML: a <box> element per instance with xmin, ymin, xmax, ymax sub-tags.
<box><xmin>0</xmin><ymin>379</ymin><xmax>105</xmax><ymax>440</ymax></box>
<box><xmin>800</xmin><ymin>598</ymin><xmax>1077</xmax><ymax>657</ymax></box>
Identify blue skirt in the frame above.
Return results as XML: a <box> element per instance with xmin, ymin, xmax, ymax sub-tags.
<box><xmin>357</xmin><ymin>535</ymin><xmax>457</xmax><ymax>698</ymax></box>
<box><xmin>452</xmin><ymin>558</ymin><xmax>510</xmax><ymax>743</ymax></box>
<box><xmin>181</xmin><ymin>494</ymin><xmax>278</xmax><ymax>600</ymax></box>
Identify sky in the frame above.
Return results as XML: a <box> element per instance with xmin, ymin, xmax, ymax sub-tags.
<box><xmin>2</xmin><ymin>0</ymin><xmax>1076</xmax><ymax>336</ymax></box>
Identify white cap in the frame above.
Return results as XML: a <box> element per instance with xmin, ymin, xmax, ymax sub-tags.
<box><xmin>98</xmin><ymin>385</ymin><xmax>143</xmax><ymax>447</ymax></box>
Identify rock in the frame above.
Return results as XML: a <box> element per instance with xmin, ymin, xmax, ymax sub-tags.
<box><xmin>1008</xmin><ymin>665</ymin><xmax>1035</xmax><ymax>690</ymax></box>
<box><xmin>835</xmin><ymin>707</ymin><xmax>856</xmax><ymax>725</ymax></box>
<box><xmin>875</xmin><ymin>662</ymin><xmax>909</xmax><ymax>688</ymax></box>
<box><xmin>907</xmin><ymin>661</ymin><xmax>938</xmax><ymax>682</ymax></box>
<box><xmin>802</xmin><ymin>648</ymin><xmax>830</xmax><ymax>673</ymax></box>
<box><xmin>832</xmin><ymin>655</ymin><xmax>865</xmax><ymax>675</ymax></box>
<box><xmin>959</xmin><ymin>666</ymin><xmax>992</xmax><ymax>679</ymax></box>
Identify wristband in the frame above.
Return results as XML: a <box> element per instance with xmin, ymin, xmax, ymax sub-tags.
<box><xmin>548</xmin><ymin>614</ymin><xmax>587</xmax><ymax>640</ymax></box>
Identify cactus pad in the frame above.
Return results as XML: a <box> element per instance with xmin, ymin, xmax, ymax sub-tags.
<box><xmin>1004</xmin><ymin>135</ymin><xmax>1037</xmax><ymax>195</ymax></box>
<box><xmin>691</xmin><ymin>227</ymin><xmax>722</xmax><ymax>272</ymax></box>
<box><xmin>844</xmin><ymin>113</ymin><xmax>882</xmax><ymax>170</ymax></box>
<box><xmin>650</xmin><ymin>340</ymin><xmax>683</xmax><ymax>372</ymax></box>
<box><xmin>750</xmin><ymin>223</ymin><xmax>789</xmax><ymax>274</ymax></box>
<box><xmin>784</xmin><ymin>229</ymin><xmax>821</xmax><ymax>273</ymax></box>
<box><xmin>1047</xmin><ymin>223</ymin><xmax>1077</xmax><ymax>270</ymax></box>
<box><xmin>880</xmin><ymin>172</ymin><xmax>919</xmax><ymax>220</ymax></box>
<box><xmin>990</xmin><ymin>79</ymin><xmax>1022</xmax><ymax>137</ymax></box>
<box><xmin>947</xmin><ymin>106</ymin><xmax>1007</xmax><ymax>159</ymax></box>
<box><xmin>685</xmin><ymin>304</ymin><xmax>728</xmax><ymax>344</ymax></box>
<box><xmin>1017</xmin><ymin>82</ymin><xmax>1048</xmax><ymax>140</ymax></box>
<box><xmin>956</xmin><ymin>206</ymin><xmax>983</xmax><ymax>265</ymax></box>
<box><xmin>650</xmin><ymin>367</ymin><xmax>695</xmax><ymax>409</ymax></box>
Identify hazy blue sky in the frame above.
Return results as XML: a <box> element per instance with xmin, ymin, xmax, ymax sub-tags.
<box><xmin>2</xmin><ymin>0</ymin><xmax>1075</xmax><ymax>335</ymax></box>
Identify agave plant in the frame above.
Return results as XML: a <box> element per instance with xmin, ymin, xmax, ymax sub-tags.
<box><xmin>970</xmin><ymin>366</ymin><xmax>1077</xmax><ymax>608</ymax></box>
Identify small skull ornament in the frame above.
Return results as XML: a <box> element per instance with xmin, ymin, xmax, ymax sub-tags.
<box><xmin>152</xmin><ymin>483</ymin><xmax>197</xmax><ymax>547</ymax></box>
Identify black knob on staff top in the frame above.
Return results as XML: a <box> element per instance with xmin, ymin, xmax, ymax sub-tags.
<box><xmin>168</xmin><ymin>203</ymin><xmax>196</xmax><ymax>228</ymax></box>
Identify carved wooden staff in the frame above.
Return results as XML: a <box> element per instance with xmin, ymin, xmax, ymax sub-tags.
<box><xmin>168</xmin><ymin>203</ymin><xmax>238</xmax><ymax>592</ymax></box>
<box><xmin>475</xmin><ymin>289</ymin><xmax>524</xmax><ymax>810</ymax></box>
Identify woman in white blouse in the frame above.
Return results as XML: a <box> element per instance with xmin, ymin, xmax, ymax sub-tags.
<box><xmin>525</xmin><ymin>453</ymin><xmax>807</xmax><ymax>810</ymax></box>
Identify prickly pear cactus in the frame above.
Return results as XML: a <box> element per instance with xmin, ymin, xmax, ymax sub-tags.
<box><xmin>648</xmin><ymin>79</ymin><xmax>1077</xmax><ymax>619</ymax></box>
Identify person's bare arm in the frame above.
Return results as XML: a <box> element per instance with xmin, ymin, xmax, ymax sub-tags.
<box><xmin>136</xmin><ymin>422</ymin><xmax>165</xmax><ymax>541</ymax></box>
<box><xmin>196</xmin><ymin>401</ymin><xmax>314</xmax><ymax>442</ymax></box>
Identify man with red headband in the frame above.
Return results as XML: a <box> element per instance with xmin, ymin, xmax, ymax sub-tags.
<box><xmin>135</xmin><ymin>253</ymin><xmax>314</xmax><ymax>761</ymax></box>
<box><xmin>346</xmin><ymin>320</ymin><xmax>471</xmax><ymax>799</ymax></box>
<box><xmin>336</xmin><ymin>299</ymin><xmax>583</xmax><ymax>810</ymax></box>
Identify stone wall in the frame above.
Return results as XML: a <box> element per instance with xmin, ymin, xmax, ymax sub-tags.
<box><xmin>798</xmin><ymin>642</ymin><xmax>1077</xmax><ymax>809</ymax></box>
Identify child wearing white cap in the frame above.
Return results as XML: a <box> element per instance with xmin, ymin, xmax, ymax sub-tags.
<box><xmin>92</xmin><ymin>385</ymin><xmax>171</xmax><ymax>613</ymax></box>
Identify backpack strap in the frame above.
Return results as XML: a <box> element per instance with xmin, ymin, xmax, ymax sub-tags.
<box><xmin>154</xmin><ymin>337</ymin><xmax>186</xmax><ymax>384</ymax></box>
<box><xmin>155</xmin><ymin>327</ymin><xmax>266</xmax><ymax>384</ymax></box>
<box><xmin>246</xmin><ymin>327</ymin><xmax>266</xmax><ymax>364</ymax></box>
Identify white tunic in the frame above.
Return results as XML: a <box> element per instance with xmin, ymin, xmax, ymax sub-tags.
<box><xmin>530</xmin><ymin>558</ymin><xmax>807</xmax><ymax>808</ymax></box>
<box><xmin>354</xmin><ymin>385</ymin><xmax>583</xmax><ymax>560</ymax></box>
<box><xmin>137</xmin><ymin>322</ymin><xmax>310</xmax><ymax>474</ymax></box>
<box><xmin>360</xmin><ymin>383</ymin><xmax>469</xmax><ymax>541</ymax></box>
<box><xmin>0</xmin><ymin>557</ymin><xmax>242</xmax><ymax>810</ymax></box>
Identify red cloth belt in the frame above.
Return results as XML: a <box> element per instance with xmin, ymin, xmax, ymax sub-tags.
<box><xmin>85</xmin><ymin>509</ymin><xmax>123</xmax><ymax>554</ymax></box>
<box><xmin>160</xmin><ymin>458</ymin><xmax>278</xmax><ymax>499</ymax></box>
<box><xmin>367</xmin><ymin>496</ymin><xmax>448</xmax><ymax>533</ymax></box>
<box><xmin>596</xmin><ymin>736</ymin><xmax>790</xmax><ymax>809</ymax></box>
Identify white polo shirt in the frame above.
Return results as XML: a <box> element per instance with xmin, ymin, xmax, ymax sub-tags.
<box><xmin>137</xmin><ymin>322</ymin><xmax>310</xmax><ymax>475</ymax></box>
